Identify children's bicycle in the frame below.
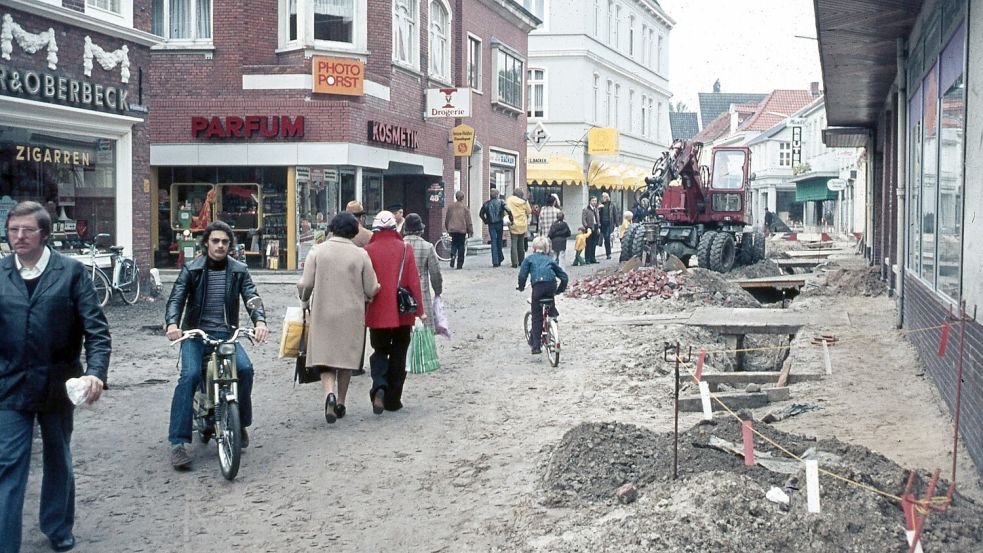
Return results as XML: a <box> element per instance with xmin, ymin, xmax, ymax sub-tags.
<box><xmin>523</xmin><ymin>297</ymin><xmax>560</xmax><ymax>367</ymax></box>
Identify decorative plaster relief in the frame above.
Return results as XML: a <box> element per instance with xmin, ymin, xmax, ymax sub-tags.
<box><xmin>1</xmin><ymin>13</ymin><xmax>59</xmax><ymax>70</ymax></box>
<box><xmin>83</xmin><ymin>36</ymin><xmax>129</xmax><ymax>83</ymax></box>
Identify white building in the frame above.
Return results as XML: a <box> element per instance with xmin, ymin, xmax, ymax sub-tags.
<box><xmin>522</xmin><ymin>0</ymin><xmax>673</xmax><ymax>225</ymax></box>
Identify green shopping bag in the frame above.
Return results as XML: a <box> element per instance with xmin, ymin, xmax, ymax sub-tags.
<box><xmin>409</xmin><ymin>324</ymin><xmax>439</xmax><ymax>374</ymax></box>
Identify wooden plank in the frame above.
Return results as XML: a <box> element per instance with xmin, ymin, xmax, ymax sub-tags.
<box><xmin>679</xmin><ymin>371</ymin><xmax>821</xmax><ymax>390</ymax></box>
<box><xmin>678</xmin><ymin>387</ymin><xmax>790</xmax><ymax>412</ymax></box>
<box><xmin>688</xmin><ymin>307</ymin><xmax>850</xmax><ymax>331</ymax></box>
<box><xmin>573</xmin><ymin>313</ymin><xmax>693</xmax><ymax>327</ymax></box>
<box><xmin>776</xmin><ymin>358</ymin><xmax>793</xmax><ymax>387</ymax></box>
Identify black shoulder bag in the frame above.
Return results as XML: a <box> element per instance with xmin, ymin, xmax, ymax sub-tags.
<box><xmin>396</xmin><ymin>244</ymin><xmax>418</xmax><ymax>315</ymax></box>
<box><xmin>294</xmin><ymin>308</ymin><xmax>320</xmax><ymax>384</ymax></box>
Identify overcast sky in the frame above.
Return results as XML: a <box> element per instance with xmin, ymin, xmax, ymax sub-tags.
<box><xmin>659</xmin><ymin>0</ymin><xmax>823</xmax><ymax>115</ymax></box>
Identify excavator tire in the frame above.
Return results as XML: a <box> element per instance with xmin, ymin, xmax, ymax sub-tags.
<box><xmin>619</xmin><ymin>224</ymin><xmax>642</xmax><ymax>262</ymax></box>
<box><xmin>709</xmin><ymin>232</ymin><xmax>736</xmax><ymax>273</ymax></box>
<box><xmin>696</xmin><ymin>231</ymin><xmax>717</xmax><ymax>269</ymax></box>
<box><xmin>629</xmin><ymin>224</ymin><xmax>647</xmax><ymax>260</ymax></box>
<box><xmin>736</xmin><ymin>231</ymin><xmax>766</xmax><ymax>266</ymax></box>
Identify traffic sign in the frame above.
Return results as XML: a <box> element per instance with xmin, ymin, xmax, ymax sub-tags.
<box><xmin>529</xmin><ymin>121</ymin><xmax>550</xmax><ymax>152</ymax></box>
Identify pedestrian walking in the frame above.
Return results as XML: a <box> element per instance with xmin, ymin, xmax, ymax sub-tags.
<box><xmin>364</xmin><ymin>211</ymin><xmax>424</xmax><ymax>414</ymax></box>
<box><xmin>345</xmin><ymin>200</ymin><xmax>373</xmax><ymax>247</ymax></box>
<box><xmin>599</xmin><ymin>192</ymin><xmax>621</xmax><ymax>260</ymax></box>
<box><xmin>0</xmin><ymin>201</ymin><xmax>111</xmax><ymax>553</ymax></box>
<box><xmin>547</xmin><ymin>212</ymin><xmax>572</xmax><ymax>267</ymax></box>
<box><xmin>165</xmin><ymin>221</ymin><xmax>269</xmax><ymax>469</ymax></box>
<box><xmin>506</xmin><ymin>188</ymin><xmax>532</xmax><ymax>267</ymax></box>
<box><xmin>537</xmin><ymin>195</ymin><xmax>562</xmax><ymax>241</ymax></box>
<box><xmin>403</xmin><ymin>213</ymin><xmax>443</xmax><ymax>327</ymax></box>
<box><xmin>297</xmin><ymin>213</ymin><xmax>381</xmax><ymax>424</ymax></box>
<box><xmin>479</xmin><ymin>188</ymin><xmax>508</xmax><ymax>267</ymax></box>
<box><xmin>388</xmin><ymin>204</ymin><xmax>405</xmax><ymax>235</ymax></box>
<box><xmin>444</xmin><ymin>191</ymin><xmax>473</xmax><ymax>269</ymax></box>
<box><xmin>573</xmin><ymin>226</ymin><xmax>591</xmax><ymax>266</ymax></box>
<box><xmin>581</xmin><ymin>196</ymin><xmax>600</xmax><ymax>264</ymax></box>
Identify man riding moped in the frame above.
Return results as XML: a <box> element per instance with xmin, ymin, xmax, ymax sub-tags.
<box><xmin>164</xmin><ymin>221</ymin><xmax>268</xmax><ymax>470</ymax></box>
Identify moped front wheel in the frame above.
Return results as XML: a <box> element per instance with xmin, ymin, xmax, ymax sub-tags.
<box><xmin>215</xmin><ymin>399</ymin><xmax>242</xmax><ymax>480</ymax></box>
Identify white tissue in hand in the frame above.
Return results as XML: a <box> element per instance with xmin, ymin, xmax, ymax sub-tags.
<box><xmin>65</xmin><ymin>378</ymin><xmax>89</xmax><ymax>406</ymax></box>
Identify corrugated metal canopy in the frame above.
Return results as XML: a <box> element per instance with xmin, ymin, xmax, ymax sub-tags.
<box><xmin>814</xmin><ymin>0</ymin><xmax>923</xmax><ymax>127</ymax></box>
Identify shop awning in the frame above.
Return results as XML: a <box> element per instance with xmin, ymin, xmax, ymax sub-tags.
<box><xmin>794</xmin><ymin>178</ymin><xmax>839</xmax><ymax>202</ymax></box>
<box><xmin>526</xmin><ymin>154</ymin><xmax>584</xmax><ymax>186</ymax></box>
<box><xmin>587</xmin><ymin>160</ymin><xmax>651</xmax><ymax>191</ymax></box>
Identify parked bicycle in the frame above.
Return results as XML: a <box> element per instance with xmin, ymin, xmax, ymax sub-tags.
<box><xmin>523</xmin><ymin>297</ymin><xmax>561</xmax><ymax>367</ymax></box>
<box><xmin>433</xmin><ymin>231</ymin><xmax>466</xmax><ymax>262</ymax></box>
<box><xmin>171</xmin><ymin>322</ymin><xmax>258</xmax><ymax>481</ymax></box>
<box><xmin>82</xmin><ymin>233</ymin><xmax>140</xmax><ymax>307</ymax></box>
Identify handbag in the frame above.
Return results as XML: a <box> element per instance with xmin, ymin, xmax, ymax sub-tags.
<box><xmin>396</xmin><ymin>244</ymin><xmax>418</xmax><ymax>315</ymax></box>
<box><xmin>293</xmin><ymin>309</ymin><xmax>320</xmax><ymax>384</ymax></box>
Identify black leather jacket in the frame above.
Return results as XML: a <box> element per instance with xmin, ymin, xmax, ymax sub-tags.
<box><xmin>0</xmin><ymin>250</ymin><xmax>111</xmax><ymax>411</ymax></box>
<box><xmin>165</xmin><ymin>256</ymin><xmax>266</xmax><ymax>331</ymax></box>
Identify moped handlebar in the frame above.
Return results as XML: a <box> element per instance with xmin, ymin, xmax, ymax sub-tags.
<box><xmin>169</xmin><ymin>327</ymin><xmax>257</xmax><ymax>346</ymax></box>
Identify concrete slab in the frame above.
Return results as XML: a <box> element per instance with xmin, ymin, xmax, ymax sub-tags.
<box><xmin>678</xmin><ymin>372</ymin><xmax>823</xmax><ymax>391</ymax></box>
<box><xmin>677</xmin><ymin>386</ymin><xmax>791</xmax><ymax>412</ymax></box>
<box><xmin>735</xmin><ymin>274</ymin><xmax>808</xmax><ymax>290</ymax></box>
<box><xmin>686</xmin><ymin>307</ymin><xmax>849</xmax><ymax>335</ymax></box>
<box><xmin>575</xmin><ymin>313</ymin><xmax>693</xmax><ymax>326</ymax></box>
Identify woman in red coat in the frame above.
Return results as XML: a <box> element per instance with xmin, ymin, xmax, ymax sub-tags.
<box><xmin>364</xmin><ymin>211</ymin><xmax>424</xmax><ymax>414</ymax></box>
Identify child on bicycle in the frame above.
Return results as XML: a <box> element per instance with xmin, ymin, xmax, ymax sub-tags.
<box><xmin>518</xmin><ymin>236</ymin><xmax>569</xmax><ymax>354</ymax></box>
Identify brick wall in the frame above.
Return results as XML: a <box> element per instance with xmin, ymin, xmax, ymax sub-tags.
<box><xmin>903</xmin><ymin>273</ymin><xmax>983</xmax><ymax>480</ymax></box>
<box><xmin>1</xmin><ymin>6</ymin><xmax>153</xmax><ymax>271</ymax></box>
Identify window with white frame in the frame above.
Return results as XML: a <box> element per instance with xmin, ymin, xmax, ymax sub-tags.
<box><xmin>468</xmin><ymin>35</ymin><xmax>482</xmax><ymax>91</ymax></box>
<box><xmin>641</xmin><ymin>24</ymin><xmax>648</xmax><ymax>65</ymax></box>
<box><xmin>152</xmin><ymin>0</ymin><xmax>212</xmax><ymax>41</ymax></box>
<box><xmin>428</xmin><ymin>0</ymin><xmax>451</xmax><ymax>80</ymax></box>
<box><xmin>628</xmin><ymin>89</ymin><xmax>635</xmax><ymax>133</ymax></box>
<box><xmin>592</xmin><ymin>73</ymin><xmax>600</xmax><ymax>123</ymax></box>
<box><xmin>657</xmin><ymin>34</ymin><xmax>664</xmax><ymax>73</ymax></box>
<box><xmin>614</xmin><ymin>84</ymin><xmax>621</xmax><ymax>129</ymax></box>
<box><xmin>593</xmin><ymin>0</ymin><xmax>600</xmax><ymax>37</ymax></box>
<box><xmin>656</xmin><ymin>101</ymin><xmax>662</xmax><ymax>138</ymax></box>
<box><xmin>613</xmin><ymin>5</ymin><xmax>621</xmax><ymax>49</ymax></box>
<box><xmin>88</xmin><ymin>0</ymin><xmax>120</xmax><ymax>13</ymax></box>
<box><xmin>647</xmin><ymin>98</ymin><xmax>654</xmax><ymax>137</ymax></box>
<box><xmin>522</xmin><ymin>0</ymin><xmax>544</xmax><ymax>20</ymax></box>
<box><xmin>778</xmin><ymin>142</ymin><xmax>791</xmax><ymax>166</ymax></box>
<box><xmin>280</xmin><ymin>0</ymin><xmax>363</xmax><ymax>51</ymax></box>
<box><xmin>607</xmin><ymin>1</ymin><xmax>615</xmax><ymax>45</ymax></box>
<box><xmin>628</xmin><ymin>15</ymin><xmax>635</xmax><ymax>57</ymax></box>
<box><xmin>527</xmin><ymin>68</ymin><xmax>545</xmax><ymax>118</ymax></box>
<box><xmin>606</xmin><ymin>80</ymin><xmax>613</xmax><ymax>125</ymax></box>
<box><xmin>648</xmin><ymin>29</ymin><xmax>655</xmax><ymax>70</ymax></box>
<box><xmin>493</xmin><ymin>45</ymin><xmax>523</xmax><ymax>110</ymax></box>
<box><xmin>641</xmin><ymin>95</ymin><xmax>648</xmax><ymax>135</ymax></box>
<box><xmin>393</xmin><ymin>0</ymin><xmax>418</xmax><ymax>68</ymax></box>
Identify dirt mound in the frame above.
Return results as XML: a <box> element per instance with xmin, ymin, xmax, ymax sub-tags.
<box><xmin>676</xmin><ymin>268</ymin><xmax>760</xmax><ymax>308</ymax></box>
<box><xmin>535</xmin><ymin>419</ymin><xmax>983</xmax><ymax>552</ymax></box>
<box><xmin>803</xmin><ymin>264</ymin><xmax>887</xmax><ymax>297</ymax></box>
<box><xmin>727</xmin><ymin>259</ymin><xmax>783</xmax><ymax>280</ymax></box>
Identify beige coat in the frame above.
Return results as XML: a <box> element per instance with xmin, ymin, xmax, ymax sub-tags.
<box><xmin>297</xmin><ymin>237</ymin><xmax>381</xmax><ymax>370</ymax></box>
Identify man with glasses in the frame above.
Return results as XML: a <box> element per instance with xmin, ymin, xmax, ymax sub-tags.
<box><xmin>0</xmin><ymin>201</ymin><xmax>111</xmax><ymax>552</ymax></box>
<box><xmin>345</xmin><ymin>200</ymin><xmax>373</xmax><ymax>247</ymax></box>
<box><xmin>164</xmin><ymin>221</ymin><xmax>267</xmax><ymax>470</ymax></box>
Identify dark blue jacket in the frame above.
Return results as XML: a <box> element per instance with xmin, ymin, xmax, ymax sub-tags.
<box><xmin>518</xmin><ymin>253</ymin><xmax>568</xmax><ymax>293</ymax></box>
<box><xmin>165</xmin><ymin>255</ymin><xmax>266</xmax><ymax>331</ymax></box>
<box><xmin>0</xmin><ymin>250</ymin><xmax>111</xmax><ymax>411</ymax></box>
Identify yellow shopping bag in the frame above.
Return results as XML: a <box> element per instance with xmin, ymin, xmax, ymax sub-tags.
<box><xmin>278</xmin><ymin>307</ymin><xmax>308</xmax><ymax>358</ymax></box>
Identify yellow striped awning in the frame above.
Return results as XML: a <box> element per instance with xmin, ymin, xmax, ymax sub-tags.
<box><xmin>526</xmin><ymin>154</ymin><xmax>584</xmax><ymax>186</ymax></box>
<box><xmin>587</xmin><ymin>160</ymin><xmax>651</xmax><ymax>191</ymax></box>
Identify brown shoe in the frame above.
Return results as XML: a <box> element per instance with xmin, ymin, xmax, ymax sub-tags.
<box><xmin>372</xmin><ymin>389</ymin><xmax>385</xmax><ymax>415</ymax></box>
<box><xmin>170</xmin><ymin>444</ymin><xmax>192</xmax><ymax>470</ymax></box>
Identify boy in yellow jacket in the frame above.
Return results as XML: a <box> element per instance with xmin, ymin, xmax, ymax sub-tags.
<box><xmin>573</xmin><ymin>226</ymin><xmax>592</xmax><ymax>266</ymax></box>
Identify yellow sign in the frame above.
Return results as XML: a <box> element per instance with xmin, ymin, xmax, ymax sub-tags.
<box><xmin>312</xmin><ymin>56</ymin><xmax>364</xmax><ymax>96</ymax></box>
<box><xmin>451</xmin><ymin>124</ymin><xmax>475</xmax><ymax>157</ymax></box>
<box><xmin>587</xmin><ymin>127</ymin><xmax>619</xmax><ymax>155</ymax></box>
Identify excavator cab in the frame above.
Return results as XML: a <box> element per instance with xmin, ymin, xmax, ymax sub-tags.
<box><xmin>706</xmin><ymin>147</ymin><xmax>751</xmax><ymax>224</ymax></box>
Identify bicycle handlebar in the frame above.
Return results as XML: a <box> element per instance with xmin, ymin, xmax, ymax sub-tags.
<box><xmin>169</xmin><ymin>327</ymin><xmax>257</xmax><ymax>346</ymax></box>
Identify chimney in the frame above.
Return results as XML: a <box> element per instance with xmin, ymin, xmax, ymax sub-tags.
<box><xmin>810</xmin><ymin>81</ymin><xmax>821</xmax><ymax>97</ymax></box>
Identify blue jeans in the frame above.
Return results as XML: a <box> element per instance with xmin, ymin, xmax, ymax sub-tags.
<box><xmin>0</xmin><ymin>407</ymin><xmax>75</xmax><ymax>553</ymax></box>
<box><xmin>168</xmin><ymin>332</ymin><xmax>254</xmax><ymax>445</ymax></box>
<box><xmin>489</xmin><ymin>221</ymin><xmax>504</xmax><ymax>266</ymax></box>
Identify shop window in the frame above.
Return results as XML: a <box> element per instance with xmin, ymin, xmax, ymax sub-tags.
<box><xmin>906</xmin><ymin>89</ymin><xmax>923</xmax><ymax>274</ymax></box>
<box><xmin>936</xmin><ymin>24</ymin><xmax>965</xmax><ymax>299</ymax></box>
<box><xmin>280</xmin><ymin>0</ymin><xmax>365</xmax><ymax>53</ymax></box>
<box><xmin>428</xmin><ymin>0</ymin><xmax>451</xmax><ymax>82</ymax></box>
<box><xmin>152</xmin><ymin>0</ymin><xmax>212</xmax><ymax>42</ymax></box>
<box><xmin>219</xmin><ymin>184</ymin><xmax>260</xmax><ymax>232</ymax></box>
<box><xmin>0</xmin><ymin>126</ymin><xmax>116</xmax><ymax>251</ymax></box>
<box><xmin>170</xmin><ymin>183</ymin><xmax>215</xmax><ymax>231</ymax></box>
<box><xmin>492</xmin><ymin>44</ymin><xmax>523</xmax><ymax>112</ymax></box>
<box><xmin>920</xmin><ymin>63</ymin><xmax>939</xmax><ymax>286</ymax></box>
<box><xmin>362</xmin><ymin>172</ymin><xmax>383</xmax><ymax>219</ymax></box>
<box><xmin>392</xmin><ymin>0</ymin><xmax>419</xmax><ymax>69</ymax></box>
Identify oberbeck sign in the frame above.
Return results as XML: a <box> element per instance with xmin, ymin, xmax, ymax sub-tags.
<box><xmin>425</xmin><ymin>87</ymin><xmax>472</xmax><ymax>118</ymax></box>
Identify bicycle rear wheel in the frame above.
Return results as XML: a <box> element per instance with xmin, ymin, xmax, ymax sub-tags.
<box><xmin>89</xmin><ymin>268</ymin><xmax>111</xmax><ymax>307</ymax></box>
<box><xmin>546</xmin><ymin>319</ymin><xmax>560</xmax><ymax>367</ymax></box>
<box><xmin>523</xmin><ymin>311</ymin><xmax>532</xmax><ymax>344</ymax></box>
<box><xmin>215</xmin><ymin>397</ymin><xmax>242</xmax><ymax>481</ymax></box>
<box><xmin>434</xmin><ymin>235</ymin><xmax>452</xmax><ymax>262</ymax></box>
<box><xmin>117</xmin><ymin>260</ymin><xmax>141</xmax><ymax>304</ymax></box>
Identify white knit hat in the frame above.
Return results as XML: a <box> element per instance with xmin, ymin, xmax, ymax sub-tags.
<box><xmin>371</xmin><ymin>210</ymin><xmax>397</xmax><ymax>230</ymax></box>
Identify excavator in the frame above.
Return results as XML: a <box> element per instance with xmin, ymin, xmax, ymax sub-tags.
<box><xmin>620</xmin><ymin>139</ymin><xmax>765</xmax><ymax>272</ymax></box>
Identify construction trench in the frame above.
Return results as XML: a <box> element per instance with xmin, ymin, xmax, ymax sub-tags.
<box><xmin>502</xmin><ymin>236</ymin><xmax>983</xmax><ymax>553</ymax></box>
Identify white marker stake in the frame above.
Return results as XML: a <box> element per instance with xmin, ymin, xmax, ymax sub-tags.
<box><xmin>805</xmin><ymin>459</ymin><xmax>821</xmax><ymax>513</ymax></box>
<box><xmin>822</xmin><ymin>340</ymin><xmax>832</xmax><ymax>375</ymax></box>
<box><xmin>699</xmin><ymin>381</ymin><xmax>712</xmax><ymax>420</ymax></box>
<box><xmin>905</xmin><ymin>530</ymin><xmax>925</xmax><ymax>553</ymax></box>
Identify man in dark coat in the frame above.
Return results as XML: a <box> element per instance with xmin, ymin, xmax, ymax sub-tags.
<box><xmin>0</xmin><ymin>201</ymin><xmax>111</xmax><ymax>553</ymax></box>
<box><xmin>581</xmin><ymin>196</ymin><xmax>600</xmax><ymax>264</ymax></box>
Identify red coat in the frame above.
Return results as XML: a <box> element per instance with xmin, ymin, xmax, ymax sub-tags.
<box><xmin>365</xmin><ymin>230</ymin><xmax>424</xmax><ymax>328</ymax></box>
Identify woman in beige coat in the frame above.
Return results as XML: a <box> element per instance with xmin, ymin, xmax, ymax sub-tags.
<box><xmin>297</xmin><ymin>213</ymin><xmax>381</xmax><ymax>424</ymax></box>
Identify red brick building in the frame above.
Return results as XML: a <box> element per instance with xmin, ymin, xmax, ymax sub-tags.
<box><xmin>149</xmin><ymin>0</ymin><xmax>538</xmax><ymax>270</ymax></box>
<box><xmin>0</xmin><ymin>0</ymin><xmax>156</xmax><ymax>269</ymax></box>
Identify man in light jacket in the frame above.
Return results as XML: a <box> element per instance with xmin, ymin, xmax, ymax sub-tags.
<box><xmin>444</xmin><ymin>191</ymin><xmax>473</xmax><ymax>269</ymax></box>
<box><xmin>506</xmin><ymin>188</ymin><xmax>532</xmax><ymax>268</ymax></box>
